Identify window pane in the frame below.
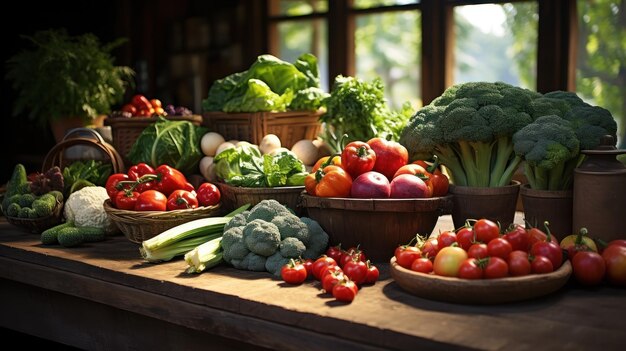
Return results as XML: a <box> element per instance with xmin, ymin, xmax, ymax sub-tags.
<box><xmin>576</xmin><ymin>0</ymin><xmax>625</xmax><ymax>148</ymax></box>
<box><xmin>355</xmin><ymin>11</ymin><xmax>421</xmax><ymax>109</ymax></box>
<box><xmin>277</xmin><ymin>19</ymin><xmax>329</xmax><ymax>91</ymax></box>
<box><xmin>353</xmin><ymin>0</ymin><xmax>419</xmax><ymax>9</ymax></box>
<box><xmin>274</xmin><ymin>0</ymin><xmax>327</xmax><ymax>16</ymax></box>
<box><xmin>453</xmin><ymin>2</ymin><xmax>538</xmax><ymax>90</ymax></box>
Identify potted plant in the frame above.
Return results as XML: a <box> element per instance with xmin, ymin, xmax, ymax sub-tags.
<box><xmin>5</xmin><ymin>28</ymin><xmax>134</xmax><ymax>141</ymax></box>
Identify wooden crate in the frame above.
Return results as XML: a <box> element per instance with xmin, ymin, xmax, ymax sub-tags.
<box><xmin>202</xmin><ymin>110</ymin><xmax>322</xmax><ymax>149</ymax></box>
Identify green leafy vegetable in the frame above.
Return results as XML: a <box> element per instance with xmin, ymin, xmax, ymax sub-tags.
<box><xmin>127</xmin><ymin>117</ymin><xmax>207</xmax><ymax>175</ymax></box>
<box><xmin>62</xmin><ymin>160</ymin><xmax>112</xmax><ymax>195</ymax></box>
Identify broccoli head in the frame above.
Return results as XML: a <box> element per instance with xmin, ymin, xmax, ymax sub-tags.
<box><xmin>265</xmin><ymin>252</ymin><xmax>291</xmax><ymax>277</ymax></box>
<box><xmin>246</xmin><ymin>200</ymin><xmax>293</xmax><ymax>222</ymax></box>
<box><xmin>243</xmin><ymin>219</ymin><xmax>281</xmax><ymax>256</ymax></box>
<box><xmin>271</xmin><ymin>213</ymin><xmax>310</xmax><ymax>244</ymax></box>
<box><xmin>224</xmin><ymin>211</ymin><xmax>249</xmax><ymax>232</ymax></box>
<box><xmin>221</xmin><ymin>227</ymin><xmax>250</xmax><ymax>263</ymax></box>
<box><xmin>563</xmin><ymin>105</ymin><xmax>618</xmax><ymax>150</ymax></box>
<box><xmin>300</xmin><ymin>217</ymin><xmax>329</xmax><ymax>260</ymax></box>
<box><xmin>279</xmin><ymin>237</ymin><xmax>306</xmax><ymax>258</ymax></box>
<box><xmin>232</xmin><ymin>252</ymin><xmax>268</xmax><ymax>272</ymax></box>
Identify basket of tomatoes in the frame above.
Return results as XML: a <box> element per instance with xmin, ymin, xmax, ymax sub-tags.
<box><xmin>103</xmin><ymin>163</ymin><xmax>222</xmax><ymax>243</ymax></box>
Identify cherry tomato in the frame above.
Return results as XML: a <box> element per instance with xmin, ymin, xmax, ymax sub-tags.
<box><xmin>340</xmin><ymin>246</ymin><xmax>367</xmax><ymax>267</ymax></box>
<box><xmin>467</xmin><ymin>243</ymin><xmax>488</xmax><ymax>259</ymax></box>
<box><xmin>456</xmin><ymin>227</ymin><xmax>475</xmax><ymax>251</ymax></box>
<box><xmin>433</xmin><ymin>247</ymin><xmax>468</xmax><ymax>277</ymax></box>
<box><xmin>301</xmin><ymin>258</ymin><xmax>314</xmax><ymax>279</ymax></box>
<box><xmin>508</xmin><ymin>251</ymin><xmax>531</xmax><ymax>276</ymax></box>
<box><xmin>531</xmin><ymin>255</ymin><xmax>554</xmax><ymax>274</ymax></box>
<box><xmin>487</xmin><ymin>238</ymin><xmax>513</xmax><ymax>260</ymax></box>
<box><xmin>437</xmin><ymin>231</ymin><xmax>457</xmax><ymax>249</ymax></box>
<box><xmin>332</xmin><ymin>279</ymin><xmax>359</xmax><ymax>303</ymax></box>
<box><xmin>343</xmin><ymin>258</ymin><xmax>368</xmax><ymax>285</ymax></box>
<box><xmin>166</xmin><ymin>190</ymin><xmax>199</xmax><ymax>210</ymax></box>
<box><xmin>410</xmin><ymin>257</ymin><xmax>433</xmax><ymax>274</ymax></box>
<box><xmin>134</xmin><ymin>190</ymin><xmax>167</xmax><ymax>211</ymax></box>
<box><xmin>503</xmin><ymin>224</ymin><xmax>529</xmax><ymax>252</ymax></box>
<box><xmin>473</xmin><ymin>219</ymin><xmax>500</xmax><ymax>243</ymax></box>
<box><xmin>196</xmin><ymin>182</ymin><xmax>221</xmax><ymax>207</ymax></box>
<box><xmin>326</xmin><ymin>244</ymin><xmax>345</xmax><ymax>263</ymax></box>
<box><xmin>484</xmin><ymin>257</ymin><xmax>508</xmax><ymax>279</ymax></box>
<box><xmin>364</xmin><ymin>261</ymin><xmax>379</xmax><ymax>284</ymax></box>
<box><xmin>319</xmin><ymin>265</ymin><xmax>343</xmax><ymax>280</ymax></box>
<box><xmin>572</xmin><ymin>251</ymin><xmax>606</xmax><ymax>286</ymax></box>
<box><xmin>395</xmin><ymin>246</ymin><xmax>422</xmax><ymax>269</ymax></box>
<box><xmin>114</xmin><ymin>190</ymin><xmax>139</xmax><ymax>210</ymax></box>
<box><xmin>458</xmin><ymin>258</ymin><xmax>484</xmax><ymax>279</ymax></box>
<box><xmin>527</xmin><ymin>223</ymin><xmax>558</xmax><ymax>249</ymax></box>
<box><xmin>530</xmin><ymin>240</ymin><xmax>563</xmax><ymax>270</ymax></box>
<box><xmin>312</xmin><ymin>256</ymin><xmax>337</xmax><ymax>280</ymax></box>
<box><xmin>322</xmin><ymin>270</ymin><xmax>345</xmax><ymax>293</ymax></box>
<box><xmin>281</xmin><ymin>259</ymin><xmax>308</xmax><ymax>285</ymax></box>
<box><xmin>420</xmin><ymin>238</ymin><xmax>439</xmax><ymax>260</ymax></box>
<box><xmin>602</xmin><ymin>245</ymin><xmax>626</xmax><ymax>286</ymax></box>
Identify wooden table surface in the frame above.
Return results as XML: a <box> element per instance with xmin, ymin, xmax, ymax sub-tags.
<box><xmin>0</xmin><ymin>216</ymin><xmax>625</xmax><ymax>351</ymax></box>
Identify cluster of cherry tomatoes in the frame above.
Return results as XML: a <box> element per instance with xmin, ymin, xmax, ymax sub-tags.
<box><xmin>105</xmin><ymin>163</ymin><xmax>221</xmax><ymax>212</ymax></box>
<box><xmin>305</xmin><ymin>137</ymin><xmax>449</xmax><ymax>199</ymax></box>
<box><xmin>280</xmin><ymin>245</ymin><xmax>379</xmax><ymax>303</ymax></box>
<box><xmin>121</xmin><ymin>94</ymin><xmax>166</xmax><ymax>117</ymax></box>
<box><xmin>395</xmin><ymin>219</ymin><xmax>567</xmax><ymax>279</ymax></box>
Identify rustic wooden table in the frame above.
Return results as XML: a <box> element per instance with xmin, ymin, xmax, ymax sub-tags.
<box><xmin>0</xmin><ymin>216</ymin><xmax>624</xmax><ymax>351</ymax></box>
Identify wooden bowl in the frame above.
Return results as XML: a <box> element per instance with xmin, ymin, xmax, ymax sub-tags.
<box><xmin>300</xmin><ymin>194</ymin><xmax>453</xmax><ymax>262</ymax></box>
<box><xmin>215</xmin><ymin>182</ymin><xmax>304</xmax><ymax>214</ymax></box>
<box><xmin>390</xmin><ymin>257</ymin><xmax>572</xmax><ymax>304</ymax></box>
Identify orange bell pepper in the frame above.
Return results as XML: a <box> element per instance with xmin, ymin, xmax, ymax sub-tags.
<box><xmin>305</xmin><ymin>164</ymin><xmax>352</xmax><ymax>197</ymax></box>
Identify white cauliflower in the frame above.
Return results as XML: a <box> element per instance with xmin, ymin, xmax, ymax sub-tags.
<box><xmin>64</xmin><ymin>186</ymin><xmax>117</xmax><ymax>234</ymax></box>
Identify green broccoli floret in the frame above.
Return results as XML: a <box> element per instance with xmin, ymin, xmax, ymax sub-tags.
<box><xmin>513</xmin><ymin>115</ymin><xmax>580</xmax><ymax>190</ymax></box>
<box><xmin>17</xmin><ymin>193</ymin><xmax>36</xmax><ymax>207</ymax></box>
<box><xmin>399</xmin><ymin>81</ymin><xmax>539</xmax><ymax>187</ymax></box>
<box><xmin>221</xmin><ymin>227</ymin><xmax>250</xmax><ymax>263</ymax></box>
<box><xmin>300</xmin><ymin>217</ymin><xmax>329</xmax><ymax>260</ymax></box>
<box><xmin>6</xmin><ymin>203</ymin><xmax>21</xmax><ymax>217</ymax></box>
<box><xmin>563</xmin><ymin>105</ymin><xmax>618</xmax><ymax>150</ymax></box>
<box><xmin>246</xmin><ymin>200</ymin><xmax>292</xmax><ymax>222</ymax></box>
<box><xmin>223</xmin><ymin>211</ymin><xmax>249</xmax><ymax>232</ymax></box>
<box><xmin>279</xmin><ymin>237</ymin><xmax>306</xmax><ymax>258</ymax></box>
<box><xmin>271</xmin><ymin>213</ymin><xmax>310</xmax><ymax>244</ymax></box>
<box><xmin>243</xmin><ymin>219</ymin><xmax>281</xmax><ymax>256</ymax></box>
<box><xmin>232</xmin><ymin>252</ymin><xmax>268</xmax><ymax>272</ymax></box>
<box><xmin>32</xmin><ymin>194</ymin><xmax>57</xmax><ymax>217</ymax></box>
<box><xmin>265</xmin><ymin>252</ymin><xmax>291</xmax><ymax>277</ymax></box>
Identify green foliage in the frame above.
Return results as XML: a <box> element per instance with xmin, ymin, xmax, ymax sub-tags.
<box><xmin>5</xmin><ymin>29</ymin><xmax>134</xmax><ymax>126</ymax></box>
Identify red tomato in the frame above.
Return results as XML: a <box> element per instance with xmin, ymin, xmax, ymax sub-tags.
<box><xmin>340</xmin><ymin>246</ymin><xmax>367</xmax><ymax>267</ymax></box>
<box><xmin>433</xmin><ymin>247</ymin><xmax>468</xmax><ymax>277</ymax></box>
<box><xmin>410</xmin><ymin>257</ymin><xmax>433</xmax><ymax>274</ymax></box>
<box><xmin>437</xmin><ymin>231</ymin><xmax>457</xmax><ymax>249</ymax></box>
<box><xmin>508</xmin><ymin>251</ymin><xmax>531</xmax><ymax>276</ymax></box>
<box><xmin>420</xmin><ymin>238</ymin><xmax>439</xmax><ymax>260</ymax></box>
<box><xmin>602</xmin><ymin>245</ymin><xmax>626</xmax><ymax>286</ymax></box>
<box><xmin>364</xmin><ymin>261</ymin><xmax>379</xmax><ymax>284</ymax></box>
<box><xmin>340</xmin><ymin>141</ymin><xmax>377</xmax><ymax>178</ymax></box>
<box><xmin>114</xmin><ymin>190</ymin><xmax>139</xmax><ymax>210</ymax></box>
<box><xmin>572</xmin><ymin>251</ymin><xmax>606</xmax><ymax>286</ymax></box>
<box><xmin>332</xmin><ymin>279</ymin><xmax>359</xmax><ymax>303</ymax></box>
<box><xmin>456</xmin><ymin>227</ymin><xmax>475</xmax><ymax>251</ymax></box>
<box><xmin>473</xmin><ymin>219</ymin><xmax>500</xmax><ymax>243</ymax></box>
<box><xmin>503</xmin><ymin>224</ymin><xmax>529</xmax><ymax>252</ymax></box>
<box><xmin>530</xmin><ymin>240</ymin><xmax>563</xmax><ymax>270</ymax></box>
<box><xmin>467</xmin><ymin>243</ymin><xmax>488</xmax><ymax>259</ymax></box>
<box><xmin>531</xmin><ymin>255</ymin><xmax>554</xmax><ymax>274</ymax></box>
<box><xmin>312</xmin><ymin>256</ymin><xmax>337</xmax><ymax>280</ymax></box>
<box><xmin>134</xmin><ymin>190</ymin><xmax>167</xmax><ymax>211</ymax></box>
<box><xmin>326</xmin><ymin>244</ymin><xmax>345</xmax><ymax>263</ymax></box>
<box><xmin>560</xmin><ymin>227</ymin><xmax>598</xmax><ymax>259</ymax></box>
<box><xmin>605</xmin><ymin>239</ymin><xmax>626</xmax><ymax>251</ymax></box>
<box><xmin>166</xmin><ymin>190</ymin><xmax>199</xmax><ymax>210</ymax></box>
<box><xmin>343</xmin><ymin>258</ymin><xmax>368</xmax><ymax>285</ymax></box>
<box><xmin>105</xmin><ymin>173</ymin><xmax>130</xmax><ymax>202</ymax></box>
<box><xmin>366</xmin><ymin>137</ymin><xmax>409</xmax><ymax>181</ymax></box>
<box><xmin>484</xmin><ymin>257</ymin><xmax>509</xmax><ymax>279</ymax></box>
<box><xmin>458</xmin><ymin>258</ymin><xmax>484</xmax><ymax>279</ymax></box>
<box><xmin>301</xmin><ymin>258</ymin><xmax>314</xmax><ymax>279</ymax></box>
<box><xmin>131</xmin><ymin>94</ymin><xmax>152</xmax><ymax>110</ymax></box>
<box><xmin>319</xmin><ymin>265</ymin><xmax>343</xmax><ymax>280</ymax></box>
<box><xmin>487</xmin><ymin>238</ymin><xmax>513</xmax><ymax>259</ymax></box>
<box><xmin>281</xmin><ymin>259</ymin><xmax>308</xmax><ymax>285</ymax></box>
<box><xmin>395</xmin><ymin>246</ymin><xmax>422</xmax><ymax>269</ymax></box>
<box><xmin>196</xmin><ymin>182</ymin><xmax>221</xmax><ymax>207</ymax></box>
<box><xmin>527</xmin><ymin>223</ymin><xmax>558</xmax><ymax>249</ymax></box>
<box><xmin>322</xmin><ymin>270</ymin><xmax>345</xmax><ymax>293</ymax></box>
<box><xmin>121</xmin><ymin>103</ymin><xmax>137</xmax><ymax>115</ymax></box>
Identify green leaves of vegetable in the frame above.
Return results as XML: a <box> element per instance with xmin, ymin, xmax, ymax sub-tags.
<box><xmin>127</xmin><ymin>117</ymin><xmax>206</xmax><ymax>175</ymax></box>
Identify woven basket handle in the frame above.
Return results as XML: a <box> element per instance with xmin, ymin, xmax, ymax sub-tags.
<box><xmin>42</xmin><ymin>137</ymin><xmax>124</xmax><ymax>173</ymax></box>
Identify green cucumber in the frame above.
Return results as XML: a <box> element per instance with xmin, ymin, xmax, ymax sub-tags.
<box><xmin>57</xmin><ymin>227</ymin><xmax>85</xmax><ymax>247</ymax></box>
<box><xmin>41</xmin><ymin>221</ymin><xmax>75</xmax><ymax>245</ymax></box>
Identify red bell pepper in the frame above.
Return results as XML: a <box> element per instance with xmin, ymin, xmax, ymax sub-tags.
<box><xmin>166</xmin><ymin>190</ymin><xmax>199</xmax><ymax>210</ymax></box>
<box><xmin>127</xmin><ymin>163</ymin><xmax>155</xmax><ymax>192</ymax></box>
<box><xmin>105</xmin><ymin>173</ymin><xmax>130</xmax><ymax>202</ymax></box>
<box><xmin>340</xmin><ymin>141</ymin><xmax>376</xmax><ymax>178</ymax></box>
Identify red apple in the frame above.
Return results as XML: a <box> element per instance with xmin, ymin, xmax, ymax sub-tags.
<box><xmin>390</xmin><ymin>174</ymin><xmax>429</xmax><ymax>198</ymax></box>
<box><xmin>366</xmin><ymin>137</ymin><xmax>409</xmax><ymax>181</ymax></box>
<box><xmin>350</xmin><ymin>171</ymin><xmax>391</xmax><ymax>198</ymax></box>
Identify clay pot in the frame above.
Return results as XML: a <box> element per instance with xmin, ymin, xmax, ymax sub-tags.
<box><xmin>520</xmin><ymin>184</ymin><xmax>573</xmax><ymax>241</ymax></box>
<box><xmin>449</xmin><ymin>181</ymin><xmax>520</xmax><ymax>229</ymax></box>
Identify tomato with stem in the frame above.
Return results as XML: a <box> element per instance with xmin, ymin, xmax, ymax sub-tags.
<box><xmin>281</xmin><ymin>259</ymin><xmax>308</xmax><ymax>285</ymax></box>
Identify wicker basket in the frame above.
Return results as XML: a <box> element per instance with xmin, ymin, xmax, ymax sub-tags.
<box><xmin>202</xmin><ymin>110</ymin><xmax>322</xmax><ymax>149</ymax></box>
<box><xmin>102</xmin><ymin>199</ymin><xmax>222</xmax><ymax>243</ymax></box>
<box><xmin>42</xmin><ymin>136</ymin><xmax>125</xmax><ymax>173</ymax></box>
<box><xmin>104</xmin><ymin>115</ymin><xmax>203</xmax><ymax>163</ymax></box>
<box><xmin>216</xmin><ymin>182</ymin><xmax>304</xmax><ymax>214</ymax></box>
<box><xmin>3</xmin><ymin>200</ymin><xmax>64</xmax><ymax>234</ymax></box>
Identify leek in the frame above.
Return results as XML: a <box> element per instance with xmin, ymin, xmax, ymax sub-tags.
<box><xmin>184</xmin><ymin>236</ymin><xmax>223</xmax><ymax>273</ymax></box>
